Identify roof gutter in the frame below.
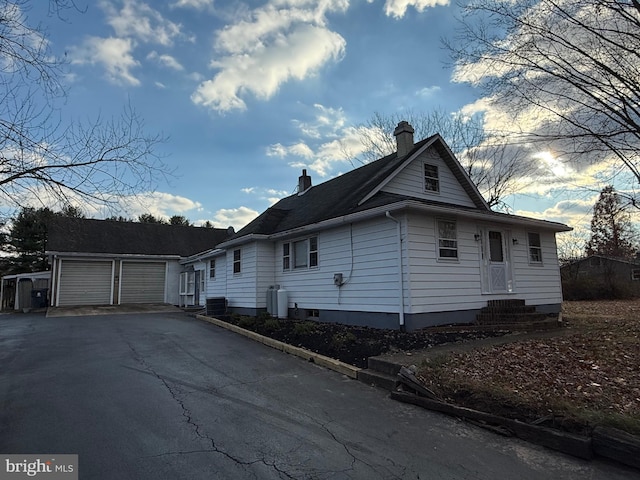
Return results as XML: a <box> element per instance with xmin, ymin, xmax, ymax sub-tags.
<box><xmin>44</xmin><ymin>251</ymin><xmax>183</xmax><ymax>260</ymax></box>
<box><xmin>265</xmin><ymin>200</ymin><xmax>571</xmax><ymax>241</ymax></box>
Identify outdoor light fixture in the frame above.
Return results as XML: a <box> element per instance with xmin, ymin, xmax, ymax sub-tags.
<box><xmin>512</xmin><ymin>238</ymin><xmax>519</xmax><ymax>245</ymax></box>
<box><xmin>474</xmin><ymin>234</ymin><xmax>481</xmax><ymax>241</ymax></box>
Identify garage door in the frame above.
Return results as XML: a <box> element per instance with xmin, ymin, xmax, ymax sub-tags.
<box><xmin>58</xmin><ymin>260</ymin><xmax>113</xmax><ymax>306</ymax></box>
<box><xmin>120</xmin><ymin>262</ymin><xmax>166</xmax><ymax>304</ymax></box>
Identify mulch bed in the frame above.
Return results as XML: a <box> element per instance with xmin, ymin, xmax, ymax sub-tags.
<box><xmin>219</xmin><ymin>314</ymin><xmax>509</xmax><ymax>368</ymax></box>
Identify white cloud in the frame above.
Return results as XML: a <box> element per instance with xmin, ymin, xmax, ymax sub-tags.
<box><xmin>191</xmin><ymin>1</ymin><xmax>348</xmax><ymax>112</ymax></box>
<box><xmin>70</xmin><ymin>36</ymin><xmax>140</xmax><ymax>86</ymax></box>
<box><xmin>265</xmin><ymin>104</ymin><xmax>389</xmax><ymax>178</ymax></box>
<box><xmin>100</xmin><ymin>0</ymin><xmax>183</xmax><ymax>46</ymax></box>
<box><xmin>416</xmin><ymin>85</ymin><xmax>441</xmax><ymax>98</ymax></box>
<box><xmin>147</xmin><ymin>51</ymin><xmax>184</xmax><ymax>71</ymax></box>
<box><xmin>384</xmin><ymin>0</ymin><xmax>449</xmax><ymax>19</ymax></box>
<box><xmin>213</xmin><ymin>206</ymin><xmax>259</xmax><ymax>229</ymax></box>
<box><xmin>173</xmin><ymin>0</ymin><xmax>213</xmax><ymax>9</ymax></box>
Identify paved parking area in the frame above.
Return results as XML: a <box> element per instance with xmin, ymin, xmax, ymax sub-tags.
<box><xmin>1</xmin><ymin>311</ymin><xmax>636</xmax><ymax>479</ymax></box>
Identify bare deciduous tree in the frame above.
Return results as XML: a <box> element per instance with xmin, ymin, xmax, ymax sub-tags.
<box><xmin>448</xmin><ymin>0</ymin><xmax>640</xmax><ymax>206</ymax></box>
<box><xmin>351</xmin><ymin>110</ymin><xmax>535</xmax><ymax>209</ymax></box>
<box><xmin>0</xmin><ymin>0</ymin><xmax>168</xmax><ymax>211</ymax></box>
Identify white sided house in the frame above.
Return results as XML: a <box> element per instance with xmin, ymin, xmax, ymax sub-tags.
<box><xmin>186</xmin><ymin>122</ymin><xmax>571</xmax><ymax>330</ymax></box>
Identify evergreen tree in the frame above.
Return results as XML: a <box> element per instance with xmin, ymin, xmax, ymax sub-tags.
<box><xmin>4</xmin><ymin>207</ymin><xmax>56</xmax><ymax>274</ymax></box>
<box><xmin>585</xmin><ymin>186</ymin><xmax>637</xmax><ymax>259</ymax></box>
<box><xmin>1</xmin><ymin>206</ymin><xmax>85</xmax><ymax>275</ymax></box>
<box><xmin>137</xmin><ymin>214</ymin><xmax>167</xmax><ymax>224</ymax></box>
<box><xmin>169</xmin><ymin>215</ymin><xmax>191</xmax><ymax>226</ymax></box>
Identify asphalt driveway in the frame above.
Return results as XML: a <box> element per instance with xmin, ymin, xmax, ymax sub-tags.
<box><xmin>0</xmin><ymin>311</ymin><xmax>636</xmax><ymax>479</ymax></box>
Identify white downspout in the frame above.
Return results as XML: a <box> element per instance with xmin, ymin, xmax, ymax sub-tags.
<box><xmin>385</xmin><ymin>212</ymin><xmax>405</xmax><ymax>331</ymax></box>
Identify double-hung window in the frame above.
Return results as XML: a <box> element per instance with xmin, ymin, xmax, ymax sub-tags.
<box><xmin>527</xmin><ymin>232</ymin><xmax>543</xmax><ymax>263</ymax></box>
<box><xmin>180</xmin><ymin>271</ymin><xmax>195</xmax><ymax>295</ymax></box>
<box><xmin>233</xmin><ymin>249</ymin><xmax>241</xmax><ymax>274</ymax></box>
<box><xmin>283</xmin><ymin>236</ymin><xmax>318</xmax><ymax>270</ymax></box>
<box><xmin>437</xmin><ymin>219</ymin><xmax>458</xmax><ymax>259</ymax></box>
<box><xmin>424</xmin><ymin>163</ymin><xmax>440</xmax><ymax>193</ymax></box>
<box><xmin>209</xmin><ymin>259</ymin><xmax>215</xmax><ymax>278</ymax></box>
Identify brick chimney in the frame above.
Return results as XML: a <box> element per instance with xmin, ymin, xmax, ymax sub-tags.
<box><xmin>298</xmin><ymin>169</ymin><xmax>312</xmax><ymax>194</ymax></box>
<box><xmin>393</xmin><ymin>121</ymin><xmax>414</xmax><ymax>157</ymax></box>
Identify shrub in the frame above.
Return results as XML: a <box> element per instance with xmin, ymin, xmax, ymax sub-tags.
<box><xmin>238</xmin><ymin>316</ymin><xmax>257</xmax><ymax>330</ymax></box>
<box><xmin>292</xmin><ymin>321</ymin><xmax>317</xmax><ymax>336</ymax></box>
<box><xmin>331</xmin><ymin>331</ymin><xmax>357</xmax><ymax>349</ymax></box>
<box><xmin>263</xmin><ymin>318</ymin><xmax>281</xmax><ymax>332</ymax></box>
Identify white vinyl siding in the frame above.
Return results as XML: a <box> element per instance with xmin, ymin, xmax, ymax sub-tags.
<box><xmin>206</xmin><ymin>254</ymin><xmax>227</xmax><ymax>299</ymax></box>
<box><xmin>274</xmin><ymin>218</ymin><xmax>401</xmax><ymax>313</ymax></box>
<box><xmin>381</xmin><ymin>147</ymin><xmax>477</xmax><ymax>207</ymax></box>
<box><xmin>406</xmin><ymin>214</ymin><xmax>563</xmax><ymax>314</ymax></box>
<box><xmin>57</xmin><ymin>260</ymin><xmax>113</xmax><ymax>306</ymax></box>
<box><xmin>120</xmin><ymin>261</ymin><xmax>166</xmax><ymax>304</ymax></box>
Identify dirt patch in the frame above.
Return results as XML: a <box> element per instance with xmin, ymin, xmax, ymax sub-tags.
<box><xmin>218</xmin><ymin>314</ymin><xmax>509</xmax><ymax>369</ymax></box>
<box><xmin>416</xmin><ymin>300</ymin><xmax>640</xmax><ymax>436</ymax></box>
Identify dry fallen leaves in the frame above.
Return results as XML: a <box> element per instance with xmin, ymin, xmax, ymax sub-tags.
<box><xmin>418</xmin><ymin>300</ymin><xmax>640</xmax><ymax>432</ymax></box>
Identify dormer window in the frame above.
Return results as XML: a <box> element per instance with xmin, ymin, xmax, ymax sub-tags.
<box><xmin>424</xmin><ymin>163</ymin><xmax>439</xmax><ymax>193</ymax></box>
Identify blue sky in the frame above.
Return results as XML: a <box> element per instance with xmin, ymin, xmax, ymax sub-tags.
<box><xmin>16</xmin><ymin>0</ymin><xmax>628</xmax><ymax>253</ymax></box>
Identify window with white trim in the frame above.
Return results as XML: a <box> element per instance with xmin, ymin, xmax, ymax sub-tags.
<box><xmin>437</xmin><ymin>219</ymin><xmax>458</xmax><ymax>259</ymax></box>
<box><xmin>527</xmin><ymin>232</ymin><xmax>543</xmax><ymax>263</ymax></box>
<box><xmin>180</xmin><ymin>271</ymin><xmax>195</xmax><ymax>295</ymax></box>
<box><xmin>209</xmin><ymin>259</ymin><xmax>215</xmax><ymax>278</ymax></box>
<box><xmin>199</xmin><ymin>271</ymin><xmax>205</xmax><ymax>293</ymax></box>
<box><xmin>632</xmin><ymin>269</ymin><xmax>640</xmax><ymax>281</ymax></box>
<box><xmin>424</xmin><ymin>163</ymin><xmax>440</xmax><ymax>193</ymax></box>
<box><xmin>283</xmin><ymin>236</ymin><xmax>319</xmax><ymax>270</ymax></box>
<box><xmin>233</xmin><ymin>249</ymin><xmax>241</xmax><ymax>274</ymax></box>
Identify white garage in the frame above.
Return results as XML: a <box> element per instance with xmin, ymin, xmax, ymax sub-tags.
<box><xmin>119</xmin><ymin>261</ymin><xmax>166</xmax><ymax>304</ymax></box>
<box><xmin>46</xmin><ymin>217</ymin><xmax>232</xmax><ymax>308</ymax></box>
<box><xmin>57</xmin><ymin>260</ymin><xmax>114</xmax><ymax>306</ymax></box>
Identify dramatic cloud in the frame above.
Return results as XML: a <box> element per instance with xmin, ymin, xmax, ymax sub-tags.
<box><xmin>100</xmin><ymin>0</ymin><xmax>183</xmax><ymax>46</ymax></box>
<box><xmin>384</xmin><ymin>0</ymin><xmax>449</xmax><ymax>19</ymax></box>
<box><xmin>70</xmin><ymin>36</ymin><xmax>140</xmax><ymax>86</ymax></box>
<box><xmin>266</xmin><ymin>104</ymin><xmax>383</xmax><ymax>177</ymax></box>
<box><xmin>191</xmin><ymin>1</ymin><xmax>348</xmax><ymax>112</ymax></box>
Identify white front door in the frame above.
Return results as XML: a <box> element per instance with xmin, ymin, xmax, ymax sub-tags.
<box><xmin>488</xmin><ymin>231</ymin><xmax>508</xmax><ymax>292</ymax></box>
<box><xmin>479</xmin><ymin>228</ymin><xmax>513</xmax><ymax>294</ymax></box>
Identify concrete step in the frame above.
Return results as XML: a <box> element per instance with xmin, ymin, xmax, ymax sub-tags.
<box><xmin>368</xmin><ymin>356</ymin><xmax>402</xmax><ymax>376</ymax></box>
<box><xmin>357</xmin><ymin>369</ymin><xmax>397</xmax><ymax>391</ymax></box>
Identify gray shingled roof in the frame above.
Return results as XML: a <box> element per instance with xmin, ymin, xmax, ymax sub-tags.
<box><xmin>234</xmin><ymin>135</ymin><xmax>488</xmax><ymax>238</ymax></box>
<box><xmin>47</xmin><ymin>217</ymin><xmax>231</xmax><ymax>257</ymax></box>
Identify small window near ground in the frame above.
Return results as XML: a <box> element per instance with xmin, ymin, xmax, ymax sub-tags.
<box><xmin>632</xmin><ymin>269</ymin><xmax>640</xmax><ymax>281</ymax></box>
<box><xmin>209</xmin><ymin>259</ymin><xmax>215</xmax><ymax>278</ymax></box>
<box><xmin>527</xmin><ymin>232</ymin><xmax>542</xmax><ymax>263</ymax></box>
<box><xmin>437</xmin><ymin>219</ymin><xmax>458</xmax><ymax>259</ymax></box>
<box><xmin>424</xmin><ymin>163</ymin><xmax>440</xmax><ymax>193</ymax></box>
<box><xmin>233</xmin><ymin>249</ymin><xmax>241</xmax><ymax>274</ymax></box>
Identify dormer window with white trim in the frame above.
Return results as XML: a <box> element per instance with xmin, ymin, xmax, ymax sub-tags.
<box><xmin>424</xmin><ymin>163</ymin><xmax>439</xmax><ymax>193</ymax></box>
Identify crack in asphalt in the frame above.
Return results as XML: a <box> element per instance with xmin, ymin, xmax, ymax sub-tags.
<box><xmin>121</xmin><ymin>334</ymin><xmax>301</xmax><ymax>479</ymax></box>
<box><xmin>299</xmin><ymin>409</ymin><xmax>409</xmax><ymax>480</ymax></box>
